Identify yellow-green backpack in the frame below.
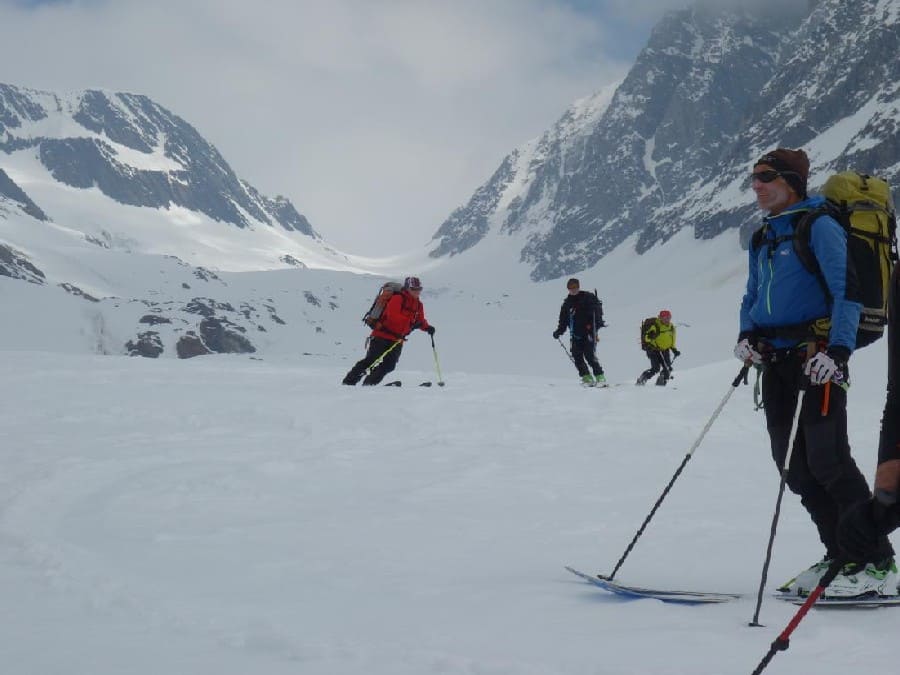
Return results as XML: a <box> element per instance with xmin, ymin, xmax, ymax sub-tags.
<box><xmin>794</xmin><ymin>171</ymin><xmax>898</xmax><ymax>348</ymax></box>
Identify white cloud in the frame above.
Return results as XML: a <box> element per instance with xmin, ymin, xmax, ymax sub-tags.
<box><xmin>1</xmin><ymin>0</ymin><xmax>630</xmax><ymax>255</ymax></box>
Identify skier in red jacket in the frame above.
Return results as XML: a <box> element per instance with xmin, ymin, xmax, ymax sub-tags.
<box><xmin>342</xmin><ymin>276</ymin><xmax>434</xmax><ymax>386</ymax></box>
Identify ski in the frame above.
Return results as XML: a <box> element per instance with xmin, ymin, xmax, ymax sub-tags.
<box><xmin>548</xmin><ymin>382</ymin><xmax>623</xmax><ymax>389</ymax></box>
<box><xmin>565</xmin><ymin>566</ymin><xmax>740</xmax><ymax>605</ymax></box>
<box><xmin>383</xmin><ymin>381</ymin><xmax>437</xmax><ymax>387</ymax></box>
<box><xmin>383</xmin><ymin>381</ymin><xmax>436</xmax><ymax>387</ymax></box>
<box><xmin>775</xmin><ymin>593</ymin><xmax>900</xmax><ymax>609</ymax></box>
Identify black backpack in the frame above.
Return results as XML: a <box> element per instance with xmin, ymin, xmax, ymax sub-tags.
<box><xmin>639</xmin><ymin>317</ymin><xmax>656</xmax><ymax>348</ymax></box>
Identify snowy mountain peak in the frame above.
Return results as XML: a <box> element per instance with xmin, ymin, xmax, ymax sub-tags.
<box><xmin>429</xmin><ymin>0</ymin><xmax>898</xmax><ymax>281</ymax></box>
<box><xmin>0</xmin><ymin>83</ymin><xmax>319</xmax><ymax>237</ymax></box>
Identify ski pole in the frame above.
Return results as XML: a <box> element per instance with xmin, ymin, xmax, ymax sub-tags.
<box><xmin>749</xmin><ymin>558</ymin><xmax>844</xmax><ymax>675</ymax></box>
<box><xmin>748</xmin><ymin>387</ymin><xmax>807</xmax><ymax>627</ymax></box>
<box><xmin>365</xmin><ymin>338</ymin><xmax>404</xmax><ymax>375</ymax></box>
<box><xmin>601</xmin><ymin>364</ymin><xmax>750</xmax><ymax>581</ymax></box>
<box><xmin>556</xmin><ymin>337</ymin><xmax>577</xmax><ymax>366</ymax></box>
<box><xmin>430</xmin><ymin>334</ymin><xmax>445</xmax><ymax>387</ymax></box>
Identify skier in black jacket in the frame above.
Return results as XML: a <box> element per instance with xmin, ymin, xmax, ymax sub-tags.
<box><xmin>553</xmin><ymin>278</ymin><xmax>607</xmax><ymax>386</ymax></box>
<box><xmin>839</xmin><ymin>263</ymin><xmax>900</xmax><ymax>562</ymax></box>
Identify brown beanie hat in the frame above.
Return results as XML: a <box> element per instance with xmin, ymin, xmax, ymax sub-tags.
<box><xmin>754</xmin><ymin>148</ymin><xmax>809</xmax><ymax>198</ymax></box>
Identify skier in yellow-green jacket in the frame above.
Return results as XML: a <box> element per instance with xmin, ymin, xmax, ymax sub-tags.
<box><xmin>636</xmin><ymin>309</ymin><xmax>680</xmax><ymax>386</ymax></box>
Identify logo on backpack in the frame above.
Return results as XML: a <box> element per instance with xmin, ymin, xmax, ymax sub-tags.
<box><xmin>794</xmin><ymin>172</ymin><xmax>898</xmax><ymax>348</ymax></box>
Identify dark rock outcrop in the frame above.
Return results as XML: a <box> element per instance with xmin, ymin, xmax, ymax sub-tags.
<box><xmin>199</xmin><ymin>317</ymin><xmax>256</xmax><ymax>354</ymax></box>
<box><xmin>0</xmin><ymin>168</ymin><xmax>48</xmax><ymax>221</ymax></box>
<box><xmin>176</xmin><ymin>332</ymin><xmax>210</xmax><ymax>359</ymax></box>
<box><xmin>0</xmin><ymin>244</ymin><xmax>46</xmax><ymax>284</ymax></box>
<box><xmin>126</xmin><ymin>331</ymin><xmax>164</xmax><ymax>358</ymax></box>
<box><xmin>139</xmin><ymin>314</ymin><xmax>172</xmax><ymax>325</ymax></box>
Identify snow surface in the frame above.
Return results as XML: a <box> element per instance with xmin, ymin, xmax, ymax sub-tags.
<box><xmin>1</xmin><ymin>244</ymin><xmax>896</xmax><ymax>674</ymax></box>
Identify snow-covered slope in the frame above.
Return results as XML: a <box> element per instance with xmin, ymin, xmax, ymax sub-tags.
<box><xmin>0</xmin><ymin>337</ymin><xmax>892</xmax><ymax>675</ymax></box>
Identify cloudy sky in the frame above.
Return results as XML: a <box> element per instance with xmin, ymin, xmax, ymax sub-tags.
<box><xmin>2</xmin><ymin>0</ymin><xmax>714</xmax><ymax>255</ymax></box>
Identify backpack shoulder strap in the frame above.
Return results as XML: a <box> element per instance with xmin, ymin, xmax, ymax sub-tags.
<box><xmin>793</xmin><ymin>206</ymin><xmax>836</xmax><ymax>304</ymax></box>
<box><xmin>750</xmin><ymin>224</ymin><xmax>768</xmax><ymax>251</ymax></box>
<box><xmin>751</xmin><ymin>222</ymin><xmax>795</xmax><ymax>259</ymax></box>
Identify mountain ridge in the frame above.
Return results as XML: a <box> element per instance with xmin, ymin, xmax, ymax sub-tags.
<box><xmin>429</xmin><ymin>0</ymin><xmax>900</xmax><ymax>281</ymax></box>
<box><xmin>0</xmin><ymin>83</ymin><xmax>318</xmax><ymax>237</ymax></box>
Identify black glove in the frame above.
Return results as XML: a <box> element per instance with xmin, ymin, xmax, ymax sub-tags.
<box><xmin>838</xmin><ymin>497</ymin><xmax>899</xmax><ymax>561</ymax></box>
<box><xmin>827</xmin><ymin>345</ymin><xmax>850</xmax><ymax>382</ymax></box>
<box><xmin>553</xmin><ymin>329</ymin><xmax>563</xmax><ymax>339</ymax></box>
<box><xmin>672</xmin><ymin>348</ymin><xmax>681</xmax><ymax>358</ymax></box>
<box><xmin>827</xmin><ymin>345</ymin><xmax>851</xmax><ymax>364</ymax></box>
<box><xmin>426</xmin><ymin>325</ymin><xmax>435</xmax><ymax>336</ymax></box>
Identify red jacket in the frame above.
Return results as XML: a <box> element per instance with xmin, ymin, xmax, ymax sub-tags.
<box><xmin>371</xmin><ymin>290</ymin><xmax>429</xmax><ymax>341</ymax></box>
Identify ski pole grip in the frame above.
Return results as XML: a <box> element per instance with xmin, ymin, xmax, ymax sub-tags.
<box><xmin>732</xmin><ymin>364</ymin><xmax>751</xmax><ymax>388</ymax></box>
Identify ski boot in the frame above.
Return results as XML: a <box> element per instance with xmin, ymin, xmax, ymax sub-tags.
<box><xmin>824</xmin><ymin>558</ymin><xmax>899</xmax><ymax>598</ymax></box>
<box><xmin>778</xmin><ymin>556</ymin><xmax>832</xmax><ymax>596</ymax></box>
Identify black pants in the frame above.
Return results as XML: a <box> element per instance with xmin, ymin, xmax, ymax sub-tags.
<box><xmin>570</xmin><ymin>337</ymin><xmax>603</xmax><ymax>378</ymax></box>
<box><xmin>342</xmin><ymin>337</ymin><xmax>403</xmax><ymax>386</ymax></box>
<box><xmin>763</xmin><ymin>355</ymin><xmax>893</xmax><ymax>562</ymax></box>
<box><xmin>639</xmin><ymin>349</ymin><xmax>672</xmax><ymax>384</ymax></box>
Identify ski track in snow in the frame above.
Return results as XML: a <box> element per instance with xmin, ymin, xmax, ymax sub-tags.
<box><xmin>0</xmin><ymin>351</ymin><xmax>896</xmax><ymax>674</ymax></box>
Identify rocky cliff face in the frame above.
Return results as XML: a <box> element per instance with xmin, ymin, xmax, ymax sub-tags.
<box><xmin>430</xmin><ymin>0</ymin><xmax>899</xmax><ymax>280</ymax></box>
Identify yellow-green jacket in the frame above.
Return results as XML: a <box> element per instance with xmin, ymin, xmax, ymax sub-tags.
<box><xmin>642</xmin><ymin>318</ymin><xmax>676</xmax><ymax>351</ymax></box>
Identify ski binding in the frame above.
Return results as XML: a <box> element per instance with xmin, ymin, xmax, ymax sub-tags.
<box><xmin>774</xmin><ymin>592</ymin><xmax>900</xmax><ymax>609</ymax></box>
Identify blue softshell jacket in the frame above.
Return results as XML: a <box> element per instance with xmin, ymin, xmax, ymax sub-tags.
<box><xmin>739</xmin><ymin>195</ymin><xmax>861</xmax><ymax>352</ymax></box>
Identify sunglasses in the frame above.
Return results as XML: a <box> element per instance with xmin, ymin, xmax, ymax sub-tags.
<box><xmin>750</xmin><ymin>170</ymin><xmax>782</xmax><ymax>184</ymax></box>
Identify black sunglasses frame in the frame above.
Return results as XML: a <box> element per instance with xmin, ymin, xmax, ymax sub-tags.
<box><xmin>750</xmin><ymin>170</ymin><xmax>782</xmax><ymax>184</ymax></box>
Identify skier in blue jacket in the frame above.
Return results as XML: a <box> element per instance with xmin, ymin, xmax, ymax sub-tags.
<box><xmin>735</xmin><ymin>148</ymin><xmax>896</xmax><ymax>598</ymax></box>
